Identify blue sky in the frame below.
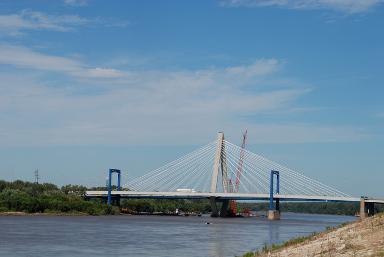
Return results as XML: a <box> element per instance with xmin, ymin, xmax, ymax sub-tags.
<box><xmin>0</xmin><ymin>0</ymin><xmax>383</xmax><ymax>197</ymax></box>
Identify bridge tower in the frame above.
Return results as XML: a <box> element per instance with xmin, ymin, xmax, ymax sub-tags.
<box><xmin>268</xmin><ymin>170</ymin><xmax>281</xmax><ymax>220</ymax></box>
<box><xmin>107</xmin><ymin>169</ymin><xmax>121</xmax><ymax>206</ymax></box>
<box><xmin>209</xmin><ymin>132</ymin><xmax>230</xmax><ymax>217</ymax></box>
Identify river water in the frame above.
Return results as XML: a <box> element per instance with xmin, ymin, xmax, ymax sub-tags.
<box><xmin>0</xmin><ymin>213</ymin><xmax>355</xmax><ymax>257</ymax></box>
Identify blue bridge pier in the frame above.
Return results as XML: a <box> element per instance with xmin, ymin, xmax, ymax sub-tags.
<box><xmin>268</xmin><ymin>170</ymin><xmax>280</xmax><ymax>220</ymax></box>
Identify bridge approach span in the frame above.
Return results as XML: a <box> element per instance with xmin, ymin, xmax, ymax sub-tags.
<box><xmin>85</xmin><ymin>191</ymin><xmax>361</xmax><ymax>202</ymax></box>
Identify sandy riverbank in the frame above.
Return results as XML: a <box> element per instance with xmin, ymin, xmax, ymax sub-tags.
<box><xmin>243</xmin><ymin>213</ymin><xmax>384</xmax><ymax>257</ymax></box>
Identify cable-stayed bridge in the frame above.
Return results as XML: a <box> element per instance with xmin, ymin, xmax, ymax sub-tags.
<box><xmin>86</xmin><ymin>132</ymin><xmax>384</xmax><ymax>219</ymax></box>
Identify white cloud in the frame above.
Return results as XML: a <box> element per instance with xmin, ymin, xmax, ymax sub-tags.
<box><xmin>225</xmin><ymin>59</ymin><xmax>279</xmax><ymax>77</ymax></box>
<box><xmin>0</xmin><ymin>10</ymin><xmax>90</xmax><ymax>35</ymax></box>
<box><xmin>0</xmin><ymin>10</ymin><xmax>127</xmax><ymax>36</ymax></box>
<box><xmin>222</xmin><ymin>0</ymin><xmax>384</xmax><ymax>14</ymax></box>
<box><xmin>84</xmin><ymin>68</ymin><xmax>125</xmax><ymax>78</ymax></box>
<box><xmin>241</xmin><ymin>124</ymin><xmax>369</xmax><ymax>143</ymax></box>
<box><xmin>0</xmin><ymin>44</ymin><xmax>124</xmax><ymax>79</ymax></box>
<box><xmin>0</xmin><ymin>44</ymin><xmax>283</xmax><ymax>82</ymax></box>
<box><xmin>64</xmin><ymin>0</ymin><xmax>88</xmax><ymax>7</ymax></box>
<box><xmin>0</xmin><ymin>43</ymin><xmax>370</xmax><ymax>146</ymax></box>
<box><xmin>0</xmin><ymin>46</ymin><xmax>368</xmax><ymax>146</ymax></box>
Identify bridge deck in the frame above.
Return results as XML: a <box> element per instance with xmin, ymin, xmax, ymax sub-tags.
<box><xmin>85</xmin><ymin>191</ymin><xmax>367</xmax><ymax>202</ymax></box>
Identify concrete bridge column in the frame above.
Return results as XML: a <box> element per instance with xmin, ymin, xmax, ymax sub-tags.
<box><xmin>268</xmin><ymin>209</ymin><xmax>280</xmax><ymax>220</ymax></box>
<box><xmin>360</xmin><ymin>198</ymin><xmax>375</xmax><ymax>219</ymax></box>
<box><xmin>210</xmin><ymin>197</ymin><xmax>231</xmax><ymax>217</ymax></box>
<box><xmin>210</xmin><ymin>197</ymin><xmax>219</xmax><ymax>217</ymax></box>
<box><xmin>220</xmin><ymin>199</ymin><xmax>230</xmax><ymax>217</ymax></box>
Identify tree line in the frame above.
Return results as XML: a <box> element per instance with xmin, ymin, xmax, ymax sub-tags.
<box><xmin>0</xmin><ymin>180</ymin><xmax>118</xmax><ymax>215</ymax></box>
<box><xmin>238</xmin><ymin>201</ymin><xmax>384</xmax><ymax>216</ymax></box>
<box><xmin>1</xmin><ymin>179</ymin><xmax>381</xmax><ymax>216</ymax></box>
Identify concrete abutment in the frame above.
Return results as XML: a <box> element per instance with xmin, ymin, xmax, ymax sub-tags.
<box><xmin>360</xmin><ymin>198</ymin><xmax>375</xmax><ymax>219</ymax></box>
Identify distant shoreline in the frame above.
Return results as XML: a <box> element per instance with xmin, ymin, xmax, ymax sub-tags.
<box><xmin>0</xmin><ymin>211</ymin><xmax>89</xmax><ymax>216</ymax></box>
<box><xmin>0</xmin><ymin>211</ymin><xmax>356</xmax><ymax>217</ymax></box>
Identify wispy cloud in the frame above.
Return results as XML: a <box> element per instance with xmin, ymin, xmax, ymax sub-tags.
<box><xmin>0</xmin><ymin>44</ymin><xmax>124</xmax><ymax>79</ymax></box>
<box><xmin>0</xmin><ymin>10</ymin><xmax>89</xmax><ymax>35</ymax></box>
<box><xmin>242</xmin><ymin>123</ymin><xmax>369</xmax><ymax>144</ymax></box>
<box><xmin>0</xmin><ymin>10</ymin><xmax>128</xmax><ymax>36</ymax></box>
<box><xmin>225</xmin><ymin>59</ymin><xmax>280</xmax><ymax>77</ymax></box>
<box><xmin>63</xmin><ymin>0</ymin><xmax>88</xmax><ymax>7</ymax></box>
<box><xmin>221</xmin><ymin>0</ymin><xmax>384</xmax><ymax>14</ymax></box>
<box><xmin>0</xmin><ymin>44</ymin><xmax>368</xmax><ymax>146</ymax></box>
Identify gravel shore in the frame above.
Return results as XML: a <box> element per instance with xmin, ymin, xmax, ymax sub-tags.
<box><xmin>244</xmin><ymin>213</ymin><xmax>384</xmax><ymax>257</ymax></box>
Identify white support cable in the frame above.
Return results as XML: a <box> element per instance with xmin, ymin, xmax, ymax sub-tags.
<box><xmin>132</xmin><ymin>143</ymin><xmax>216</xmax><ymax>189</ymax></box>
<box><xmin>222</xmin><ymin>149</ymin><xmax>244</xmax><ymax>188</ymax></box>
<box><xmin>224</xmin><ymin>147</ymin><xmax>270</xmax><ymax>193</ymax></box>
<box><xmin>135</xmin><ymin>144</ymin><xmax>216</xmax><ymax>192</ymax></box>
<box><xmin>162</xmin><ymin>146</ymin><xmax>216</xmax><ymax>189</ymax></box>
<box><xmin>252</xmin><ymin>156</ymin><xmax>337</xmax><ymax>196</ymax></box>
<box><xmin>240</xmin><ymin>150</ymin><xmax>325</xmax><ymax>196</ymax></box>
<box><xmin>221</xmin><ymin>149</ymin><xmax>254</xmax><ymax>194</ymax></box>
<box><xmin>224</xmin><ymin>141</ymin><xmax>344</xmax><ymax>195</ymax></box>
<box><xmin>186</xmin><ymin>162</ymin><xmax>212</xmax><ymax>191</ymax></box>
<box><xmin>128</xmin><ymin>143</ymin><xmax>216</xmax><ymax>190</ymax></box>
<box><xmin>221</xmin><ymin>149</ymin><xmax>240</xmax><ymax>192</ymax></box>
<box><xmin>226</xmin><ymin>164</ymin><xmax>252</xmax><ymax>193</ymax></box>
<box><xmin>229</xmin><ymin>140</ymin><xmax>350</xmax><ymax>196</ymax></box>
<box><xmin>189</xmin><ymin>156</ymin><xmax>215</xmax><ymax>192</ymax></box>
<box><xmin>239</xmin><ymin>153</ymin><xmax>314</xmax><ymax>195</ymax></box>
<box><xmin>226</xmin><ymin>156</ymin><xmax>268</xmax><ymax>192</ymax></box>
<box><xmin>190</xmin><ymin>165</ymin><xmax>211</xmax><ymax>192</ymax></box>
<box><xmin>244</xmin><ymin>152</ymin><xmax>334</xmax><ymax>195</ymax></box>
<box><xmin>166</xmin><ymin>158</ymin><xmax>211</xmax><ymax>191</ymax></box>
<box><xmin>125</xmin><ymin>142</ymin><xmax>216</xmax><ymax>188</ymax></box>
<box><xmin>256</xmin><ymin>154</ymin><xmax>346</xmax><ymax>196</ymax></box>
<box><xmin>225</xmin><ymin>142</ymin><xmax>340</xmax><ymax>196</ymax></box>
<box><xmin>183</xmin><ymin>163</ymin><xmax>210</xmax><ymax>190</ymax></box>
<box><xmin>224</xmin><ymin>146</ymin><xmax>269</xmax><ymax>188</ymax></box>
<box><xmin>202</xmin><ymin>168</ymin><xmax>213</xmax><ymax>192</ymax></box>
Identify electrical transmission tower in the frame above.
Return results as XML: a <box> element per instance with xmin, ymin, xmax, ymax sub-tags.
<box><xmin>34</xmin><ymin>169</ymin><xmax>39</xmax><ymax>184</ymax></box>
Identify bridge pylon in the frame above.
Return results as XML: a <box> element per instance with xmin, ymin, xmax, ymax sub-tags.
<box><xmin>210</xmin><ymin>132</ymin><xmax>229</xmax><ymax>193</ymax></box>
<box><xmin>210</xmin><ymin>132</ymin><xmax>230</xmax><ymax>217</ymax></box>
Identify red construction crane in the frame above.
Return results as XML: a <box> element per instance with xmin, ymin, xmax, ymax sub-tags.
<box><xmin>229</xmin><ymin>129</ymin><xmax>248</xmax><ymax>216</ymax></box>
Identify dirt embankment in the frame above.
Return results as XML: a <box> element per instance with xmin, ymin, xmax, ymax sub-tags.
<box><xmin>245</xmin><ymin>213</ymin><xmax>384</xmax><ymax>257</ymax></box>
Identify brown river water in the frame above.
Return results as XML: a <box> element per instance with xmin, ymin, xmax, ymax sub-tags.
<box><xmin>0</xmin><ymin>213</ymin><xmax>356</xmax><ymax>257</ymax></box>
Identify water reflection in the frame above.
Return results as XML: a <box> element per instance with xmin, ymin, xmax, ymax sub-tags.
<box><xmin>268</xmin><ymin>220</ymin><xmax>280</xmax><ymax>245</ymax></box>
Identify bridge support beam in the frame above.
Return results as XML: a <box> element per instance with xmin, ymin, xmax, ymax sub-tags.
<box><xmin>360</xmin><ymin>198</ymin><xmax>375</xmax><ymax>219</ymax></box>
<box><xmin>210</xmin><ymin>197</ymin><xmax>219</xmax><ymax>217</ymax></box>
<box><xmin>268</xmin><ymin>170</ymin><xmax>280</xmax><ymax>220</ymax></box>
<box><xmin>209</xmin><ymin>197</ymin><xmax>231</xmax><ymax>217</ymax></box>
<box><xmin>220</xmin><ymin>199</ymin><xmax>230</xmax><ymax>217</ymax></box>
